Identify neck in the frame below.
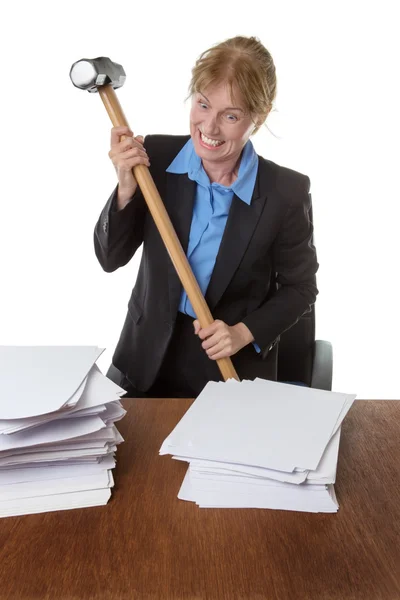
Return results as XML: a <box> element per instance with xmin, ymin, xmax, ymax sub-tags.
<box><xmin>202</xmin><ymin>151</ymin><xmax>242</xmax><ymax>186</ymax></box>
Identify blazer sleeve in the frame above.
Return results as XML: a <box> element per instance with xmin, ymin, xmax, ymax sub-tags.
<box><xmin>241</xmin><ymin>175</ymin><xmax>319</xmax><ymax>358</ymax></box>
<box><xmin>93</xmin><ymin>137</ymin><xmax>150</xmax><ymax>273</ymax></box>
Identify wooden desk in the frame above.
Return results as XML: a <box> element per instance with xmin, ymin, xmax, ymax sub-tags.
<box><xmin>0</xmin><ymin>399</ymin><xmax>399</xmax><ymax>600</ymax></box>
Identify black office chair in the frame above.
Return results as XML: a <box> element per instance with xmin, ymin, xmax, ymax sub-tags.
<box><xmin>277</xmin><ymin>303</ymin><xmax>333</xmax><ymax>390</ymax></box>
<box><xmin>277</xmin><ymin>195</ymin><xmax>332</xmax><ymax>391</ymax></box>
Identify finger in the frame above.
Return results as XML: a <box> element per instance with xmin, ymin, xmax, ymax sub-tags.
<box><xmin>201</xmin><ymin>332</ymin><xmax>224</xmax><ymax>350</ymax></box>
<box><xmin>111</xmin><ymin>126</ymin><xmax>133</xmax><ymax>147</ymax></box>
<box><xmin>109</xmin><ymin>143</ymin><xmax>148</xmax><ymax>164</ymax></box>
<box><xmin>208</xmin><ymin>348</ymin><xmax>231</xmax><ymax>360</ymax></box>
<box><xmin>119</xmin><ymin>137</ymin><xmax>146</xmax><ymax>153</ymax></box>
<box><xmin>193</xmin><ymin>320</ymin><xmax>200</xmax><ymax>335</ymax></box>
<box><xmin>109</xmin><ymin>138</ymin><xmax>138</xmax><ymax>158</ymax></box>
<box><xmin>199</xmin><ymin>321</ymin><xmax>228</xmax><ymax>341</ymax></box>
<box><xmin>118</xmin><ymin>156</ymin><xmax>151</xmax><ymax>170</ymax></box>
<box><xmin>119</xmin><ymin>147</ymin><xmax>149</xmax><ymax>160</ymax></box>
<box><xmin>198</xmin><ymin>323</ymin><xmax>219</xmax><ymax>340</ymax></box>
<box><xmin>207</xmin><ymin>341</ymin><xmax>232</xmax><ymax>359</ymax></box>
<box><xmin>133</xmin><ymin>135</ymin><xmax>145</xmax><ymax>149</ymax></box>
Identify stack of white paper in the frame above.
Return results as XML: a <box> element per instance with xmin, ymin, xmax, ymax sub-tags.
<box><xmin>160</xmin><ymin>379</ymin><xmax>356</xmax><ymax>513</ymax></box>
<box><xmin>0</xmin><ymin>346</ymin><xmax>127</xmax><ymax>518</ymax></box>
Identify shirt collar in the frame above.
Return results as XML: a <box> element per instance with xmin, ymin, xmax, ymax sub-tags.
<box><xmin>166</xmin><ymin>137</ymin><xmax>258</xmax><ymax>206</ymax></box>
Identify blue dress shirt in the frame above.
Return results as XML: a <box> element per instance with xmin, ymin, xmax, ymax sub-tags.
<box><xmin>166</xmin><ymin>137</ymin><xmax>261</xmax><ymax>352</ymax></box>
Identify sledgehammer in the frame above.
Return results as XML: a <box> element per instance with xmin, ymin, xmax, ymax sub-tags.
<box><xmin>69</xmin><ymin>56</ymin><xmax>240</xmax><ymax>383</ymax></box>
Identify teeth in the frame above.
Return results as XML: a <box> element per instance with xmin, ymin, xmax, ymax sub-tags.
<box><xmin>201</xmin><ymin>132</ymin><xmax>224</xmax><ymax>147</ymax></box>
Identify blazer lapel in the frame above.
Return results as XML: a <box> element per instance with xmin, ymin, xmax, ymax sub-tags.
<box><xmin>163</xmin><ymin>171</ymin><xmax>196</xmax><ymax>317</ymax></box>
<box><xmin>205</xmin><ymin>165</ymin><xmax>267</xmax><ymax>311</ymax></box>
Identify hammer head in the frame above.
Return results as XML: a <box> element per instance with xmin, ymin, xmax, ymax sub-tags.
<box><xmin>69</xmin><ymin>57</ymin><xmax>126</xmax><ymax>93</ymax></box>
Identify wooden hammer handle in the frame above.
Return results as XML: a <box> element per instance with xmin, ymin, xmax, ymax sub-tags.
<box><xmin>98</xmin><ymin>85</ymin><xmax>240</xmax><ymax>383</ymax></box>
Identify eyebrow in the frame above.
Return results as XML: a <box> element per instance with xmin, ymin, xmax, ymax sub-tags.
<box><xmin>199</xmin><ymin>92</ymin><xmax>245</xmax><ymax>113</ymax></box>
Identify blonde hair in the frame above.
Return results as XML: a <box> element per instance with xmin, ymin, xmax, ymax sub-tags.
<box><xmin>187</xmin><ymin>36</ymin><xmax>277</xmax><ymax>135</ymax></box>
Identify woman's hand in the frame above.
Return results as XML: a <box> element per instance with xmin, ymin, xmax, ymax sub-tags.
<box><xmin>108</xmin><ymin>126</ymin><xmax>150</xmax><ymax>207</ymax></box>
<box><xmin>193</xmin><ymin>319</ymin><xmax>255</xmax><ymax>360</ymax></box>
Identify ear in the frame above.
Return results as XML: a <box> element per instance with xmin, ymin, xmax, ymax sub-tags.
<box><xmin>257</xmin><ymin>112</ymin><xmax>269</xmax><ymax>128</ymax></box>
<box><xmin>251</xmin><ymin>112</ymin><xmax>269</xmax><ymax>135</ymax></box>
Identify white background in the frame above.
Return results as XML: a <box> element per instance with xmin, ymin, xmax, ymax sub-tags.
<box><xmin>1</xmin><ymin>1</ymin><xmax>398</xmax><ymax>398</ymax></box>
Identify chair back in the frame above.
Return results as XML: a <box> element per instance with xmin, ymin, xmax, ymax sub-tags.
<box><xmin>277</xmin><ymin>193</ymin><xmax>317</xmax><ymax>386</ymax></box>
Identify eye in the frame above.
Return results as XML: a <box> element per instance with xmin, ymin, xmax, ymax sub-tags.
<box><xmin>226</xmin><ymin>114</ymin><xmax>238</xmax><ymax>122</ymax></box>
<box><xmin>198</xmin><ymin>101</ymin><xmax>208</xmax><ymax>109</ymax></box>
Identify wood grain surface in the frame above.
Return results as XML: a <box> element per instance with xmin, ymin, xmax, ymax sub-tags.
<box><xmin>0</xmin><ymin>399</ymin><xmax>399</xmax><ymax>600</ymax></box>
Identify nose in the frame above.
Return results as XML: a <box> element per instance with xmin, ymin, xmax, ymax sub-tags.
<box><xmin>202</xmin><ymin>114</ymin><xmax>220</xmax><ymax>137</ymax></box>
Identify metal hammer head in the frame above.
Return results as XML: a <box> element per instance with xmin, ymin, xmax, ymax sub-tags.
<box><xmin>69</xmin><ymin>57</ymin><xmax>126</xmax><ymax>93</ymax></box>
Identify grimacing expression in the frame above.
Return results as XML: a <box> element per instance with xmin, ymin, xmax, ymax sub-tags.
<box><xmin>190</xmin><ymin>82</ymin><xmax>257</xmax><ymax>163</ymax></box>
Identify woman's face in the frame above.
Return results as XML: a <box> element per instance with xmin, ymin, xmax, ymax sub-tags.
<box><xmin>190</xmin><ymin>82</ymin><xmax>256</xmax><ymax>163</ymax></box>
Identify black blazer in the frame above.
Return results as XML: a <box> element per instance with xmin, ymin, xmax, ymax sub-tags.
<box><xmin>94</xmin><ymin>134</ymin><xmax>319</xmax><ymax>391</ymax></box>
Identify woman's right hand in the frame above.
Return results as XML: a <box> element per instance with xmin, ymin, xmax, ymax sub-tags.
<box><xmin>108</xmin><ymin>126</ymin><xmax>150</xmax><ymax>205</ymax></box>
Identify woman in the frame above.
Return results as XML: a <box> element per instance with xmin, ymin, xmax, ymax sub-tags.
<box><xmin>94</xmin><ymin>36</ymin><xmax>318</xmax><ymax>398</ymax></box>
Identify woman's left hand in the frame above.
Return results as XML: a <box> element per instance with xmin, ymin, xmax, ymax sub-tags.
<box><xmin>193</xmin><ymin>319</ymin><xmax>255</xmax><ymax>360</ymax></box>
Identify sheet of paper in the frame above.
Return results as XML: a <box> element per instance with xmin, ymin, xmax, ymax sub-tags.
<box><xmin>0</xmin><ymin>446</ymin><xmax>117</xmax><ymax>466</ymax></box>
<box><xmin>0</xmin><ymin>456</ymin><xmax>115</xmax><ymax>485</ymax></box>
<box><xmin>0</xmin><ymin>364</ymin><xmax>125</xmax><ymax>434</ymax></box>
<box><xmin>172</xmin><ymin>456</ymin><xmax>309</xmax><ymax>484</ymax></box>
<box><xmin>0</xmin><ymin>415</ymin><xmax>106</xmax><ymax>452</ymax></box>
<box><xmin>0</xmin><ymin>488</ymin><xmax>112</xmax><ymax>518</ymax></box>
<box><xmin>178</xmin><ymin>471</ymin><xmax>338</xmax><ymax>513</ymax></box>
<box><xmin>161</xmin><ymin>379</ymin><xmax>355</xmax><ymax>471</ymax></box>
<box><xmin>0</xmin><ymin>346</ymin><xmax>105</xmax><ymax>419</ymax></box>
<box><xmin>0</xmin><ymin>470</ymin><xmax>113</xmax><ymax>501</ymax></box>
